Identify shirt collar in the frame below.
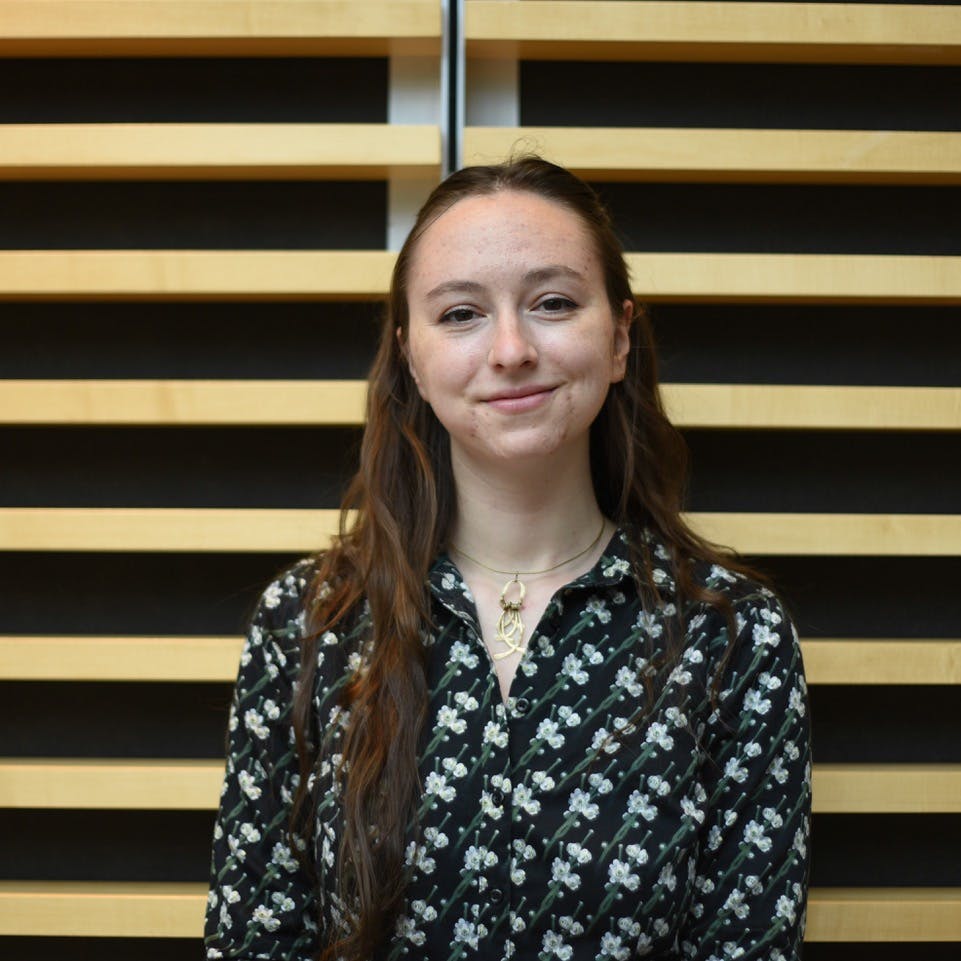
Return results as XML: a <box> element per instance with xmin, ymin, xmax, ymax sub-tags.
<box><xmin>427</xmin><ymin>525</ymin><xmax>676</xmax><ymax>623</ymax></box>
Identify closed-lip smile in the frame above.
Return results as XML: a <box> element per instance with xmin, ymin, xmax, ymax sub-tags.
<box><xmin>483</xmin><ymin>384</ymin><xmax>557</xmax><ymax>412</ymax></box>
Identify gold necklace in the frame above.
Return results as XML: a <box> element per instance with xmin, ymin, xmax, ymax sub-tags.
<box><xmin>452</xmin><ymin>518</ymin><xmax>607</xmax><ymax>660</ymax></box>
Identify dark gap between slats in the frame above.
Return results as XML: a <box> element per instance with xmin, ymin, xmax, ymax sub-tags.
<box><xmin>0</xmin><ymin>181</ymin><xmax>386</xmax><ymax>249</ymax></box>
<box><xmin>0</xmin><ymin>426</ymin><xmax>361</xmax><ymax>507</ymax></box>
<box><xmin>2</xmin><ymin>427</ymin><xmax>958</xmax><ymax>512</ymax></box>
<box><xmin>521</xmin><ymin>60</ymin><xmax>961</xmax><ymax>131</ymax></box>
<box><xmin>0</xmin><ymin>302</ymin><xmax>383</xmax><ymax>379</ymax></box>
<box><xmin>0</xmin><ymin>58</ymin><xmax>387</xmax><ymax>123</ymax></box>
<box><xmin>0</xmin><ymin>551</ymin><xmax>308</xmax><ymax>635</ymax></box>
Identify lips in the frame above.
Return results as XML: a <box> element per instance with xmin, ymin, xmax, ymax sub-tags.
<box><xmin>483</xmin><ymin>385</ymin><xmax>557</xmax><ymax>412</ymax></box>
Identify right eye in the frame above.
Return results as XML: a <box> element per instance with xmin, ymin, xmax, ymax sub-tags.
<box><xmin>440</xmin><ymin>307</ymin><xmax>479</xmax><ymax>325</ymax></box>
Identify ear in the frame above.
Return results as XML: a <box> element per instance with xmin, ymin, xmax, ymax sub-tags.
<box><xmin>610</xmin><ymin>299</ymin><xmax>633</xmax><ymax>383</ymax></box>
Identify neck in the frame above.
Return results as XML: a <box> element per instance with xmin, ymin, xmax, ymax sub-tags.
<box><xmin>448</xmin><ymin>443</ymin><xmax>607</xmax><ymax>573</ymax></box>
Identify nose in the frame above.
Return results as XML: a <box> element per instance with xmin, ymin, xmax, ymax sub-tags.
<box><xmin>487</xmin><ymin>313</ymin><xmax>537</xmax><ymax>369</ymax></box>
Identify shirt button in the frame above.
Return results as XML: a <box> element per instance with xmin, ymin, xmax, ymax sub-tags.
<box><xmin>491</xmin><ymin>788</ymin><xmax>505</xmax><ymax>806</ymax></box>
<box><xmin>489</xmin><ymin>887</ymin><xmax>504</xmax><ymax>903</ymax></box>
<box><xmin>515</xmin><ymin>697</ymin><xmax>531</xmax><ymax>716</ymax></box>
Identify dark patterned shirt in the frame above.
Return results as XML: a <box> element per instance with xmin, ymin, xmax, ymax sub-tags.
<box><xmin>205</xmin><ymin>527</ymin><xmax>811</xmax><ymax>961</ymax></box>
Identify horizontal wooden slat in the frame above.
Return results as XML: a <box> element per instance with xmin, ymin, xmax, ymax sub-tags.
<box><xmin>812</xmin><ymin>764</ymin><xmax>961</xmax><ymax>814</ymax></box>
<box><xmin>665</xmin><ymin>384</ymin><xmax>961</xmax><ymax>431</ymax></box>
<box><xmin>3</xmin><ymin>381</ymin><xmax>959</xmax><ymax>431</ymax></box>
<box><xmin>0</xmin><ymin>0</ymin><xmax>441</xmax><ymax>56</ymax></box>
<box><xmin>4</xmin><ymin>637</ymin><xmax>961</xmax><ymax>685</ymax></box>
<box><xmin>0</xmin><ymin>758</ymin><xmax>223</xmax><ymax>810</ymax></box>
<box><xmin>465</xmin><ymin>126</ymin><xmax>961</xmax><ymax>185</ymax></box>
<box><xmin>0</xmin><ymin>507</ymin><xmax>340</xmax><ymax>552</ymax></box>
<box><xmin>4</xmin><ymin>759</ymin><xmax>958</xmax><ymax>814</ymax></box>
<box><xmin>1</xmin><ymin>252</ymin><xmax>959</xmax><ymax>303</ymax></box>
<box><xmin>0</xmin><ymin>635</ymin><xmax>243</xmax><ymax>682</ymax></box>
<box><xmin>623</xmin><ymin>253</ymin><xmax>961</xmax><ymax>305</ymax></box>
<box><xmin>0</xmin><ymin>881</ymin><xmax>206</xmax><ymax>938</ymax></box>
<box><xmin>0</xmin><ymin>380</ymin><xmax>368</xmax><ymax>425</ymax></box>
<box><xmin>0</xmin><ymin>123</ymin><xmax>441</xmax><ymax>180</ymax></box>
<box><xmin>805</xmin><ymin>887</ymin><xmax>961</xmax><ymax>942</ymax></box>
<box><xmin>1</xmin><ymin>881</ymin><xmax>959</xmax><ymax>939</ymax></box>
<box><xmin>467</xmin><ymin>1</ymin><xmax>961</xmax><ymax>65</ymax></box>
<box><xmin>0</xmin><ymin>509</ymin><xmax>958</xmax><ymax>555</ymax></box>
<box><xmin>0</xmin><ymin>251</ymin><xmax>395</xmax><ymax>301</ymax></box>
<box><xmin>692</xmin><ymin>512</ymin><xmax>961</xmax><ymax>557</ymax></box>
<box><xmin>802</xmin><ymin>639</ymin><xmax>961</xmax><ymax>685</ymax></box>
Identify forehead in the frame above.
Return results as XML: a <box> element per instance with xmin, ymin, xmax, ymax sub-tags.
<box><xmin>407</xmin><ymin>190</ymin><xmax>600</xmax><ymax>293</ymax></box>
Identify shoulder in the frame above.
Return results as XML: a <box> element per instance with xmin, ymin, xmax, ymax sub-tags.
<box><xmin>237</xmin><ymin>555</ymin><xmax>323</xmax><ymax>689</ymax></box>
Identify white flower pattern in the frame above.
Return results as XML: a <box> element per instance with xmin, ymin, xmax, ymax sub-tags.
<box><xmin>206</xmin><ymin>528</ymin><xmax>811</xmax><ymax>960</ymax></box>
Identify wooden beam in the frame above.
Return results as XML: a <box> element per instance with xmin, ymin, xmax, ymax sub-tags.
<box><xmin>0</xmin><ymin>508</ymin><xmax>958</xmax><ymax>555</ymax></box>
<box><xmin>465</xmin><ymin>126</ymin><xmax>961</xmax><ymax>185</ymax></box>
<box><xmin>812</xmin><ymin>764</ymin><xmax>961</xmax><ymax>814</ymax></box>
<box><xmin>623</xmin><ymin>253</ymin><xmax>961</xmax><ymax>305</ymax></box>
<box><xmin>801</xmin><ymin>639</ymin><xmax>961</xmax><ymax>685</ymax></box>
<box><xmin>805</xmin><ymin>888</ymin><xmax>961</xmax><ymax>942</ymax></box>
<box><xmin>1</xmin><ymin>252</ymin><xmax>958</xmax><ymax>303</ymax></box>
<box><xmin>4</xmin><ymin>758</ymin><xmax>958</xmax><ymax>814</ymax></box>
<box><xmin>0</xmin><ymin>1</ymin><xmax>441</xmax><ymax>57</ymax></box>
<box><xmin>1</xmin><ymin>881</ymin><xmax>959</xmax><ymax>939</ymax></box>
<box><xmin>691</xmin><ymin>511</ymin><xmax>961</xmax><ymax>557</ymax></box>
<box><xmin>3</xmin><ymin>381</ymin><xmax>959</xmax><ymax>431</ymax></box>
<box><xmin>0</xmin><ymin>123</ymin><xmax>441</xmax><ymax>180</ymax></box>
<box><xmin>466</xmin><ymin>1</ymin><xmax>961</xmax><ymax>65</ymax></box>
<box><xmin>4</xmin><ymin>637</ymin><xmax>960</xmax><ymax>685</ymax></box>
<box><xmin>0</xmin><ymin>380</ymin><xmax>369</xmax><ymax>426</ymax></box>
<box><xmin>0</xmin><ymin>758</ymin><xmax>223</xmax><ymax>810</ymax></box>
<box><xmin>0</xmin><ymin>251</ymin><xmax>395</xmax><ymax>301</ymax></box>
<box><xmin>0</xmin><ymin>635</ymin><xmax>243</xmax><ymax>682</ymax></box>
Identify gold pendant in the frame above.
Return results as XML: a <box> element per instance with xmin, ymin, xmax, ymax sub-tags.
<box><xmin>493</xmin><ymin>576</ymin><xmax>525</xmax><ymax>660</ymax></box>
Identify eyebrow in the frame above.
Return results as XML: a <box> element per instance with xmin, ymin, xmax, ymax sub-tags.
<box><xmin>424</xmin><ymin>265</ymin><xmax>586</xmax><ymax>301</ymax></box>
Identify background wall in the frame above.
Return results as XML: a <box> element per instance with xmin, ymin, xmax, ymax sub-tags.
<box><xmin>1</xmin><ymin>2</ymin><xmax>960</xmax><ymax>958</ymax></box>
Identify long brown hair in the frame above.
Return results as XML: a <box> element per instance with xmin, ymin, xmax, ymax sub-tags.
<box><xmin>290</xmin><ymin>155</ymin><xmax>765</xmax><ymax>960</ymax></box>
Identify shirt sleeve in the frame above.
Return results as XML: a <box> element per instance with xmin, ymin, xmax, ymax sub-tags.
<box><xmin>679</xmin><ymin>589</ymin><xmax>812</xmax><ymax>961</ymax></box>
<box><xmin>204</xmin><ymin>560</ymin><xmax>321</xmax><ymax>961</ymax></box>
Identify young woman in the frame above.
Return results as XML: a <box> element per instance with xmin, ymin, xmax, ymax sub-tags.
<box><xmin>205</xmin><ymin>157</ymin><xmax>811</xmax><ymax>961</ymax></box>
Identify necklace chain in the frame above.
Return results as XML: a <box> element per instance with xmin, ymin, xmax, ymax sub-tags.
<box><xmin>451</xmin><ymin>517</ymin><xmax>607</xmax><ymax>578</ymax></box>
<box><xmin>451</xmin><ymin>518</ymin><xmax>607</xmax><ymax>661</ymax></box>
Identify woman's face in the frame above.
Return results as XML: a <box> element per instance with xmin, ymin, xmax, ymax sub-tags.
<box><xmin>403</xmin><ymin>189</ymin><xmax>632</xmax><ymax>471</ymax></box>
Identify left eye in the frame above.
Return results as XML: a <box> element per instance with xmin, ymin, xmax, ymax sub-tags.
<box><xmin>537</xmin><ymin>297</ymin><xmax>576</xmax><ymax>312</ymax></box>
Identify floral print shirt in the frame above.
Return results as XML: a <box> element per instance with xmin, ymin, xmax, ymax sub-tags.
<box><xmin>205</xmin><ymin>527</ymin><xmax>811</xmax><ymax>961</ymax></box>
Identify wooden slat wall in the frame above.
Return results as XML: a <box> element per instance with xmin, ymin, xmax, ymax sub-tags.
<box><xmin>1</xmin><ymin>2</ymin><xmax>960</xmax><ymax>958</ymax></box>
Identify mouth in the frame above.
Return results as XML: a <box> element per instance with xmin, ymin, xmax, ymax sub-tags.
<box><xmin>483</xmin><ymin>385</ymin><xmax>557</xmax><ymax>412</ymax></box>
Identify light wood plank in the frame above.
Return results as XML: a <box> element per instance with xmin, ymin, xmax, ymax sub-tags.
<box><xmin>1</xmin><ymin>881</ymin><xmax>959</xmax><ymax>939</ymax></box>
<box><xmin>465</xmin><ymin>126</ymin><xmax>961</xmax><ymax>185</ymax></box>
<box><xmin>0</xmin><ymin>635</ymin><xmax>244</xmax><ymax>682</ymax></box>
<box><xmin>0</xmin><ymin>123</ymin><xmax>441</xmax><ymax>180</ymax></box>
<box><xmin>3</xmin><ymin>381</ymin><xmax>959</xmax><ymax>431</ymax></box>
<box><xmin>1</xmin><ymin>252</ymin><xmax>959</xmax><ymax>303</ymax></box>
<box><xmin>0</xmin><ymin>880</ymin><xmax>206</xmax><ymax>938</ymax></box>
<box><xmin>5</xmin><ymin>636</ymin><xmax>961</xmax><ymax>684</ymax></box>
<box><xmin>691</xmin><ymin>512</ymin><xmax>961</xmax><ymax>557</ymax></box>
<box><xmin>5</xmin><ymin>758</ymin><xmax>958</xmax><ymax>814</ymax></box>
<box><xmin>662</xmin><ymin>384</ymin><xmax>961</xmax><ymax>431</ymax></box>
<box><xmin>0</xmin><ymin>509</ymin><xmax>958</xmax><ymax>555</ymax></box>
<box><xmin>0</xmin><ymin>1</ymin><xmax>441</xmax><ymax>56</ymax></box>
<box><xmin>467</xmin><ymin>1</ymin><xmax>961</xmax><ymax>65</ymax></box>
<box><xmin>623</xmin><ymin>253</ymin><xmax>961</xmax><ymax>305</ymax></box>
<box><xmin>805</xmin><ymin>888</ymin><xmax>961</xmax><ymax>942</ymax></box>
<box><xmin>0</xmin><ymin>758</ymin><xmax>224</xmax><ymax>810</ymax></box>
<box><xmin>0</xmin><ymin>250</ymin><xmax>395</xmax><ymax>301</ymax></box>
<box><xmin>0</xmin><ymin>507</ymin><xmax>342</xmax><ymax>552</ymax></box>
<box><xmin>801</xmin><ymin>639</ymin><xmax>961</xmax><ymax>685</ymax></box>
<box><xmin>812</xmin><ymin>764</ymin><xmax>961</xmax><ymax>814</ymax></box>
<box><xmin>0</xmin><ymin>380</ymin><xmax>369</xmax><ymax>426</ymax></box>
